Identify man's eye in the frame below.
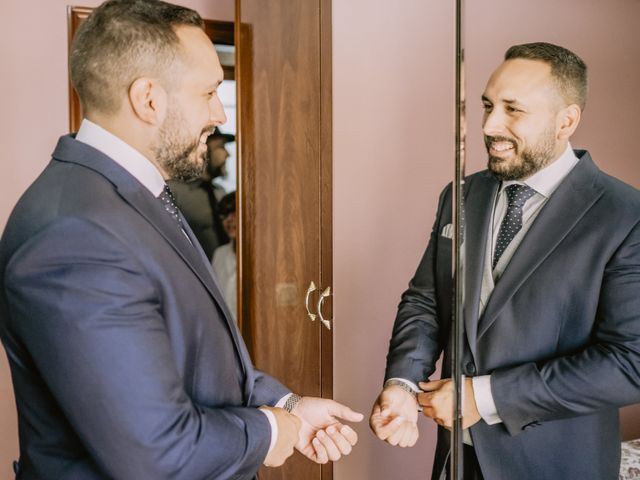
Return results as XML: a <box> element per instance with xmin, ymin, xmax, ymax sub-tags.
<box><xmin>506</xmin><ymin>105</ymin><xmax>522</xmax><ymax>113</ymax></box>
<box><xmin>482</xmin><ymin>103</ymin><xmax>493</xmax><ymax>112</ymax></box>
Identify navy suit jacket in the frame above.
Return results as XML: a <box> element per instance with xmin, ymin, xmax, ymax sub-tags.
<box><xmin>385</xmin><ymin>151</ymin><xmax>640</xmax><ymax>480</ymax></box>
<box><xmin>0</xmin><ymin>135</ymin><xmax>289</xmax><ymax>479</ymax></box>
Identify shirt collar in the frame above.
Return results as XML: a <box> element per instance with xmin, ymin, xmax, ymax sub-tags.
<box><xmin>501</xmin><ymin>143</ymin><xmax>579</xmax><ymax>198</ymax></box>
<box><xmin>75</xmin><ymin>119</ymin><xmax>166</xmax><ymax>197</ymax></box>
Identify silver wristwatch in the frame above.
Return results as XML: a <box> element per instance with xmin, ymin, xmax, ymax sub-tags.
<box><xmin>384</xmin><ymin>379</ymin><xmax>422</xmax><ymax>411</ymax></box>
<box><xmin>384</xmin><ymin>379</ymin><xmax>418</xmax><ymax>395</ymax></box>
<box><xmin>283</xmin><ymin>393</ymin><xmax>302</xmax><ymax>413</ymax></box>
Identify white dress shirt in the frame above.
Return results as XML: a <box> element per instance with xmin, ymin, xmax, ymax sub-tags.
<box><xmin>76</xmin><ymin>119</ymin><xmax>165</xmax><ymax>196</ymax></box>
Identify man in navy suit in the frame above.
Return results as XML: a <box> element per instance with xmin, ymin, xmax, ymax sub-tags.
<box><xmin>370</xmin><ymin>42</ymin><xmax>640</xmax><ymax>479</ymax></box>
<box><xmin>0</xmin><ymin>1</ymin><xmax>362</xmax><ymax>478</ymax></box>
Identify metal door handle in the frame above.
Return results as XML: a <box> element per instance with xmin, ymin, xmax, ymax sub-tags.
<box><xmin>305</xmin><ymin>281</ymin><xmax>317</xmax><ymax>322</ymax></box>
<box><xmin>317</xmin><ymin>286</ymin><xmax>332</xmax><ymax>330</ymax></box>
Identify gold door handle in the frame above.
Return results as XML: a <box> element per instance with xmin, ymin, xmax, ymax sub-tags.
<box><xmin>305</xmin><ymin>281</ymin><xmax>317</xmax><ymax>322</ymax></box>
<box><xmin>317</xmin><ymin>286</ymin><xmax>332</xmax><ymax>330</ymax></box>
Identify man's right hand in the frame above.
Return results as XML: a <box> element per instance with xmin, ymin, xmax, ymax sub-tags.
<box><xmin>261</xmin><ymin>407</ymin><xmax>302</xmax><ymax>467</ymax></box>
<box><xmin>369</xmin><ymin>386</ymin><xmax>419</xmax><ymax>448</ymax></box>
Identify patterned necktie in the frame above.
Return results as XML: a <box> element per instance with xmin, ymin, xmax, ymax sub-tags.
<box><xmin>158</xmin><ymin>184</ymin><xmax>186</xmax><ymax>231</ymax></box>
<box><xmin>493</xmin><ymin>184</ymin><xmax>535</xmax><ymax>269</ymax></box>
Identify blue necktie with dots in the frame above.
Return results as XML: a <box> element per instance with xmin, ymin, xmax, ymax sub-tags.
<box><xmin>493</xmin><ymin>184</ymin><xmax>535</xmax><ymax>269</ymax></box>
<box><xmin>158</xmin><ymin>184</ymin><xmax>187</xmax><ymax>232</ymax></box>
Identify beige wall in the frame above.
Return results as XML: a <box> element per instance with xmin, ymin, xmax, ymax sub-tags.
<box><xmin>0</xmin><ymin>0</ymin><xmax>233</xmax><ymax>476</ymax></box>
<box><xmin>332</xmin><ymin>1</ymin><xmax>640</xmax><ymax>479</ymax></box>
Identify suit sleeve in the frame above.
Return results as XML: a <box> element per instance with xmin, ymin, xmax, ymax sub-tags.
<box><xmin>249</xmin><ymin>370</ymin><xmax>290</xmax><ymax>407</ymax></box>
<box><xmin>384</xmin><ymin>185</ymin><xmax>451</xmax><ymax>384</ymax></box>
<box><xmin>4</xmin><ymin>217</ymin><xmax>271</xmax><ymax>480</ymax></box>
<box><xmin>491</xmin><ymin>219</ymin><xmax>640</xmax><ymax>435</ymax></box>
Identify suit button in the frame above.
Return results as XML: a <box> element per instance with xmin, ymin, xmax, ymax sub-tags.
<box><xmin>465</xmin><ymin>362</ymin><xmax>476</xmax><ymax>375</ymax></box>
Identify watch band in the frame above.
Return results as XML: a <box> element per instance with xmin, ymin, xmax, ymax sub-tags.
<box><xmin>384</xmin><ymin>379</ymin><xmax>423</xmax><ymax>412</ymax></box>
<box><xmin>283</xmin><ymin>393</ymin><xmax>302</xmax><ymax>413</ymax></box>
<box><xmin>384</xmin><ymin>379</ymin><xmax>418</xmax><ymax>395</ymax></box>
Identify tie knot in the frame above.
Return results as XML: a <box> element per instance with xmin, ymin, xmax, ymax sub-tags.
<box><xmin>505</xmin><ymin>184</ymin><xmax>535</xmax><ymax>208</ymax></box>
<box><xmin>158</xmin><ymin>184</ymin><xmax>181</xmax><ymax>222</ymax></box>
<box><xmin>160</xmin><ymin>184</ymin><xmax>176</xmax><ymax>202</ymax></box>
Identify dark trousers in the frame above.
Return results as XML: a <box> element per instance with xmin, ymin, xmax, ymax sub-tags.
<box><xmin>446</xmin><ymin>445</ymin><xmax>484</xmax><ymax>480</ymax></box>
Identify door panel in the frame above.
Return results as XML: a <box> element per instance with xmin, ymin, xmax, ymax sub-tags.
<box><xmin>236</xmin><ymin>0</ymin><xmax>332</xmax><ymax>478</ymax></box>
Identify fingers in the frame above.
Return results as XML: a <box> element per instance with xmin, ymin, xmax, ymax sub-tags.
<box><xmin>338</xmin><ymin>424</ymin><xmax>358</xmax><ymax>446</ymax></box>
<box><xmin>417</xmin><ymin>385</ymin><xmax>454</xmax><ymax>429</ymax></box>
<box><xmin>315</xmin><ymin>429</ymin><xmax>342</xmax><ymax>462</ymax></box>
<box><xmin>329</xmin><ymin>401</ymin><xmax>365</xmax><ymax>423</ymax></box>
<box><xmin>420</xmin><ymin>405</ymin><xmax>436</xmax><ymax>419</ymax></box>
<box><xmin>417</xmin><ymin>391</ymin><xmax>439</xmax><ymax>414</ymax></box>
<box><xmin>399</xmin><ymin>424</ymin><xmax>419</xmax><ymax>448</ymax></box>
<box><xmin>419</xmin><ymin>396</ymin><xmax>449</xmax><ymax>428</ymax></box>
<box><xmin>326</xmin><ymin>424</ymin><xmax>354</xmax><ymax>455</ymax></box>
<box><xmin>306</xmin><ymin>424</ymin><xmax>359</xmax><ymax>464</ymax></box>
<box><xmin>311</xmin><ymin>437</ymin><xmax>329</xmax><ymax>464</ymax></box>
<box><xmin>418</xmin><ymin>379</ymin><xmax>448</xmax><ymax>392</ymax></box>
<box><xmin>371</xmin><ymin>415</ymin><xmax>405</xmax><ymax>441</ymax></box>
<box><xmin>386</xmin><ymin>421</ymin><xmax>419</xmax><ymax>447</ymax></box>
<box><xmin>386</xmin><ymin>422</ymin><xmax>407</xmax><ymax>446</ymax></box>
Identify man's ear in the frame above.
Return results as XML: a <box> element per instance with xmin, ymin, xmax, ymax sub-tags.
<box><xmin>556</xmin><ymin>104</ymin><xmax>581</xmax><ymax>140</ymax></box>
<box><xmin>128</xmin><ymin>78</ymin><xmax>167</xmax><ymax>125</ymax></box>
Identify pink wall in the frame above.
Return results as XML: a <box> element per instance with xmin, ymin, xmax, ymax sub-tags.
<box><xmin>333</xmin><ymin>1</ymin><xmax>640</xmax><ymax>479</ymax></box>
<box><xmin>2</xmin><ymin>0</ymin><xmax>639</xmax><ymax>478</ymax></box>
<box><xmin>0</xmin><ymin>1</ymin><xmax>233</xmax><ymax>476</ymax></box>
<box><xmin>332</xmin><ymin>2</ymin><xmax>454</xmax><ymax>478</ymax></box>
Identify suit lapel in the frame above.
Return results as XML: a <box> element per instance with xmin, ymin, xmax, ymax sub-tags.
<box><xmin>120</xmin><ymin>186</ymin><xmax>232</xmax><ymax>310</ymax></box>
<box><xmin>463</xmin><ymin>172</ymin><xmax>499</xmax><ymax>360</ymax></box>
<box><xmin>177</xmin><ymin>215</ymin><xmax>254</xmax><ymax>397</ymax></box>
<box><xmin>477</xmin><ymin>152</ymin><xmax>604</xmax><ymax>339</ymax></box>
<box><xmin>53</xmin><ymin>135</ymin><xmax>250</xmax><ymax>380</ymax></box>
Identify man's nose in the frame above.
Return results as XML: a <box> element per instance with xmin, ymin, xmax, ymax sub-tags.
<box><xmin>210</xmin><ymin>95</ymin><xmax>227</xmax><ymax>126</ymax></box>
<box><xmin>482</xmin><ymin>110</ymin><xmax>505</xmax><ymax>137</ymax></box>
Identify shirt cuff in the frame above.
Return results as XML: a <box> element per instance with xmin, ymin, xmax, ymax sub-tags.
<box><xmin>472</xmin><ymin>375</ymin><xmax>502</xmax><ymax>425</ymax></box>
<box><xmin>385</xmin><ymin>377</ymin><xmax>421</xmax><ymax>392</ymax></box>
<box><xmin>275</xmin><ymin>393</ymin><xmax>293</xmax><ymax>409</ymax></box>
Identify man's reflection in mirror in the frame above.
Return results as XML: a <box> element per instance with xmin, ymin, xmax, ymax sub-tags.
<box><xmin>168</xmin><ymin>128</ymin><xmax>235</xmax><ymax>260</ymax></box>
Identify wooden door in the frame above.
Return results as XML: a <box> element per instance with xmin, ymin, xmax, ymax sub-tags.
<box><xmin>235</xmin><ymin>0</ymin><xmax>333</xmax><ymax>479</ymax></box>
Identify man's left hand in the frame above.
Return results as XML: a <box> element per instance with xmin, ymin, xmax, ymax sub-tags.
<box><xmin>417</xmin><ymin>378</ymin><xmax>481</xmax><ymax>430</ymax></box>
<box><xmin>291</xmin><ymin>397</ymin><xmax>364</xmax><ymax>464</ymax></box>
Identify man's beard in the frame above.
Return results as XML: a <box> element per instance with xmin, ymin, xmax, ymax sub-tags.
<box><xmin>485</xmin><ymin>126</ymin><xmax>556</xmax><ymax>181</ymax></box>
<box><xmin>152</xmin><ymin>105</ymin><xmax>210</xmax><ymax>181</ymax></box>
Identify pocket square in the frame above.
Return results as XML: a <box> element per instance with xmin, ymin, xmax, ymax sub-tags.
<box><xmin>441</xmin><ymin>223</ymin><xmax>453</xmax><ymax>239</ymax></box>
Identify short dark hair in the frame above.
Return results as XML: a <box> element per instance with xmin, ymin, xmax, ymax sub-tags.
<box><xmin>70</xmin><ymin>0</ymin><xmax>203</xmax><ymax>115</ymax></box>
<box><xmin>505</xmin><ymin>42</ymin><xmax>588</xmax><ymax>110</ymax></box>
<box><xmin>218</xmin><ymin>192</ymin><xmax>236</xmax><ymax>218</ymax></box>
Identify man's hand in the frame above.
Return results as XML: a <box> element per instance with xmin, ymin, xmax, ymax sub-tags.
<box><xmin>260</xmin><ymin>407</ymin><xmax>301</xmax><ymax>467</ymax></box>
<box><xmin>291</xmin><ymin>397</ymin><xmax>364</xmax><ymax>464</ymax></box>
<box><xmin>417</xmin><ymin>377</ymin><xmax>481</xmax><ymax>429</ymax></box>
<box><xmin>369</xmin><ymin>386</ymin><xmax>420</xmax><ymax>448</ymax></box>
